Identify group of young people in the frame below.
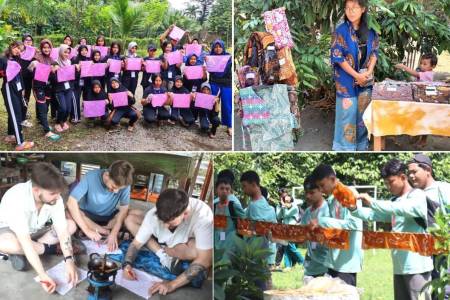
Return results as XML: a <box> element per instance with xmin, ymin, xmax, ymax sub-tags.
<box><xmin>0</xmin><ymin>26</ymin><xmax>232</xmax><ymax>150</ymax></box>
<box><xmin>214</xmin><ymin>153</ymin><xmax>449</xmax><ymax>300</ymax></box>
<box><xmin>0</xmin><ymin>160</ymin><xmax>213</xmax><ymax>296</ymax></box>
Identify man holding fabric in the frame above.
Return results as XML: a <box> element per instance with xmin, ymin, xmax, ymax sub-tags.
<box><xmin>351</xmin><ymin>159</ymin><xmax>433</xmax><ymax>300</ymax></box>
<box><xmin>67</xmin><ymin>160</ymin><xmax>138</xmax><ymax>251</ymax></box>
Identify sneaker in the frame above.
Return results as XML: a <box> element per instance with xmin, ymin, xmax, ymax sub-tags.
<box><xmin>21</xmin><ymin>120</ymin><xmax>33</xmax><ymax>128</ymax></box>
<box><xmin>9</xmin><ymin>254</ymin><xmax>27</xmax><ymax>271</ymax></box>
<box><xmin>15</xmin><ymin>141</ymin><xmax>34</xmax><ymax>151</ymax></box>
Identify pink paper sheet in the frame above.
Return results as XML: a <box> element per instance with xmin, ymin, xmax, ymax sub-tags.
<box><xmin>80</xmin><ymin>61</ymin><xmax>93</xmax><ymax>78</ymax></box>
<box><xmin>34</xmin><ymin>63</ymin><xmax>52</xmax><ymax>83</ymax></box>
<box><xmin>20</xmin><ymin>46</ymin><xmax>36</xmax><ymax>61</ymax></box>
<box><xmin>90</xmin><ymin>63</ymin><xmax>107</xmax><ymax>77</ymax></box>
<box><xmin>172</xmin><ymin>93</ymin><xmax>191</xmax><ymax>108</ymax></box>
<box><xmin>93</xmin><ymin>46</ymin><xmax>109</xmax><ymax>58</ymax></box>
<box><xmin>110</xmin><ymin>91</ymin><xmax>128</xmax><ymax>107</ymax></box>
<box><xmin>83</xmin><ymin>100</ymin><xmax>106</xmax><ymax>118</ymax></box>
<box><xmin>126</xmin><ymin>58</ymin><xmax>142</xmax><ymax>71</ymax></box>
<box><xmin>50</xmin><ymin>48</ymin><xmax>59</xmax><ymax>60</ymax></box>
<box><xmin>145</xmin><ymin>60</ymin><xmax>161</xmax><ymax>73</ymax></box>
<box><xmin>185</xmin><ymin>44</ymin><xmax>202</xmax><ymax>57</ymax></box>
<box><xmin>151</xmin><ymin>93</ymin><xmax>168</xmax><ymax>107</ymax></box>
<box><xmin>169</xmin><ymin>26</ymin><xmax>185</xmax><ymax>41</ymax></box>
<box><xmin>205</xmin><ymin>55</ymin><xmax>230</xmax><ymax>72</ymax></box>
<box><xmin>57</xmin><ymin>65</ymin><xmax>76</xmax><ymax>82</ymax></box>
<box><xmin>184</xmin><ymin>66</ymin><xmax>204</xmax><ymax>80</ymax></box>
<box><xmin>6</xmin><ymin>60</ymin><xmax>21</xmax><ymax>82</ymax></box>
<box><xmin>195</xmin><ymin>93</ymin><xmax>215</xmax><ymax>110</ymax></box>
<box><xmin>108</xmin><ymin>59</ymin><xmax>122</xmax><ymax>74</ymax></box>
<box><xmin>166</xmin><ymin>51</ymin><xmax>183</xmax><ymax>66</ymax></box>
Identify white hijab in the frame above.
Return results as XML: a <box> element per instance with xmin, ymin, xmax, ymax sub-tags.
<box><xmin>57</xmin><ymin>44</ymin><xmax>71</xmax><ymax>67</ymax></box>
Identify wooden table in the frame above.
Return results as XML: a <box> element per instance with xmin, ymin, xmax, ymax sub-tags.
<box><xmin>363</xmin><ymin>100</ymin><xmax>450</xmax><ymax>151</ymax></box>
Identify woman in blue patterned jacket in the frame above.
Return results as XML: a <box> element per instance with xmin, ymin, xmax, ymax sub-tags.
<box><xmin>330</xmin><ymin>0</ymin><xmax>379</xmax><ymax>151</ymax></box>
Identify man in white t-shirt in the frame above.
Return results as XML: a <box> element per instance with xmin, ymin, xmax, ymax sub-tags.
<box><xmin>122</xmin><ymin>188</ymin><xmax>213</xmax><ymax>295</ymax></box>
<box><xmin>0</xmin><ymin>162</ymin><xmax>82</xmax><ymax>294</ymax></box>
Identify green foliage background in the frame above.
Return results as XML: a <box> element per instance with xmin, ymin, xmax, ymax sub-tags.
<box><xmin>235</xmin><ymin>0</ymin><xmax>450</xmax><ymax>106</ymax></box>
<box><xmin>213</xmin><ymin>152</ymin><xmax>450</xmax><ymax>202</ymax></box>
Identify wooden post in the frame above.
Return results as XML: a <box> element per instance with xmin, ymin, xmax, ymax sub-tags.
<box><xmin>373</xmin><ymin>136</ymin><xmax>382</xmax><ymax>151</ymax></box>
<box><xmin>188</xmin><ymin>153</ymin><xmax>204</xmax><ymax>198</ymax></box>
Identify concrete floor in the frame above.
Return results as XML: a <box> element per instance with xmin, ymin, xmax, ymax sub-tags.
<box><xmin>0</xmin><ymin>200</ymin><xmax>212</xmax><ymax>300</ymax></box>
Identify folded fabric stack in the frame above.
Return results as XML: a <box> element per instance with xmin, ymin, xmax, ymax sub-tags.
<box><xmin>372</xmin><ymin>80</ymin><xmax>413</xmax><ymax>101</ymax></box>
<box><xmin>412</xmin><ymin>82</ymin><xmax>450</xmax><ymax>104</ymax></box>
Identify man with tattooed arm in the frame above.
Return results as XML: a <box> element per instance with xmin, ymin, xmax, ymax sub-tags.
<box><xmin>0</xmin><ymin>162</ymin><xmax>83</xmax><ymax>294</ymax></box>
<box><xmin>122</xmin><ymin>188</ymin><xmax>213</xmax><ymax>295</ymax></box>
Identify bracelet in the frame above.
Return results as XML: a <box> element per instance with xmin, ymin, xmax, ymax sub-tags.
<box><xmin>64</xmin><ymin>255</ymin><xmax>74</xmax><ymax>262</ymax></box>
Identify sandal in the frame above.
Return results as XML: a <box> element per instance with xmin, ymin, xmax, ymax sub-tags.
<box><xmin>55</xmin><ymin>124</ymin><xmax>64</xmax><ymax>132</ymax></box>
<box><xmin>128</xmin><ymin>125</ymin><xmax>135</xmax><ymax>132</ymax></box>
<box><xmin>62</xmin><ymin>123</ymin><xmax>70</xmax><ymax>131</ymax></box>
<box><xmin>227</xmin><ymin>128</ymin><xmax>232</xmax><ymax>136</ymax></box>
<box><xmin>45</xmin><ymin>132</ymin><xmax>61</xmax><ymax>141</ymax></box>
<box><xmin>15</xmin><ymin>141</ymin><xmax>34</xmax><ymax>151</ymax></box>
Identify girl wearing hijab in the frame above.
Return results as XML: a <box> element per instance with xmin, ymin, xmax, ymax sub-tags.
<box><xmin>71</xmin><ymin>45</ymin><xmax>89</xmax><ymax>124</ymax></box>
<box><xmin>208</xmin><ymin>39</ymin><xmax>232</xmax><ymax>136</ymax></box>
<box><xmin>160</xmin><ymin>41</ymin><xmax>181</xmax><ymax>90</ymax></box>
<box><xmin>169</xmin><ymin>75</ymin><xmax>195</xmax><ymax>127</ymax></box>
<box><xmin>122</xmin><ymin>41</ymin><xmax>141</xmax><ymax>96</ymax></box>
<box><xmin>141</xmin><ymin>73</ymin><xmax>170</xmax><ymax>125</ymax></box>
<box><xmin>107</xmin><ymin>77</ymin><xmax>139</xmax><ymax>131</ymax></box>
<box><xmin>86</xmin><ymin>49</ymin><xmax>107</xmax><ymax>92</ymax></box>
<box><xmin>28</xmin><ymin>39</ymin><xmax>60</xmax><ymax>141</ymax></box>
<box><xmin>85</xmin><ymin>79</ymin><xmax>109</xmax><ymax>124</ymax></box>
<box><xmin>104</xmin><ymin>41</ymin><xmax>123</xmax><ymax>91</ymax></box>
<box><xmin>0</xmin><ymin>41</ymin><xmax>34</xmax><ymax>150</ymax></box>
<box><xmin>19</xmin><ymin>33</ymin><xmax>34</xmax><ymax>128</ymax></box>
<box><xmin>52</xmin><ymin>44</ymin><xmax>78</xmax><ymax>132</ymax></box>
<box><xmin>183</xmin><ymin>53</ymin><xmax>207</xmax><ymax>93</ymax></box>
<box><xmin>195</xmin><ymin>82</ymin><xmax>220</xmax><ymax>139</ymax></box>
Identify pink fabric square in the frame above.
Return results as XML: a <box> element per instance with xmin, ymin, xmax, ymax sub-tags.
<box><xmin>110</xmin><ymin>91</ymin><xmax>128</xmax><ymax>107</ymax></box>
<box><xmin>206</xmin><ymin>55</ymin><xmax>230</xmax><ymax>72</ymax></box>
<box><xmin>83</xmin><ymin>100</ymin><xmax>106</xmax><ymax>118</ymax></box>
<box><xmin>68</xmin><ymin>47</ymin><xmax>76</xmax><ymax>59</ymax></box>
<box><xmin>34</xmin><ymin>63</ymin><xmax>52</xmax><ymax>83</ymax></box>
<box><xmin>169</xmin><ymin>26</ymin><xmax>185</xmax><ymax>41</ymax></box>
<box><xmin>195</xmin><ymin>93</ymin><xmax>215</xmax><ymax>110</ymax></box>
<box><xmin>166</xmin><ymin>51</ymin><xmax>183</xmax><ymax>65</ymax></box>
<box><xmin>94</xmin><ymin>46</ymin><xmax>109</xmax><ymax>58</ymax></box>
<box><xmin>6</xmin><ymin>60</ymin><xmax>21</xmax><ymax>82</ymax></box>
<box><xmin>145</xmin><ymin>60</ymin><xmax>161</xmax><ymax>73</ymax></box>
<box><xmin>20</xmin><ymin>46</ymin><xmax>36</xmax><ymax>61</ymax></box>
<box><xmin>419</xmin><ymin>71</ymin><xmax>434</xmax><ymax>82</ymax></box>
<box><xmin>263</xmin><ymin>7</ymin><xmax>294</xmax><ymax>49</ymax></box>
<box><xmin>185</xmin><ymin>44</ymin><xmax>202</xmax><ymax>57</ymax></box>
<box><xmin>151</xmin><ymin>93</ymin><xmax>168</xmax><ymax>107</ymax></box>
<box><xmin>80</xmin><ymin>61</ymin><xmax>93</xmax><ymax>78</ymax></box>
<box><xmin>184</xmin><ymin>66</ymin><xmax>203</xmax><ymax>80</ymax></box>
<box><xmin>126</xmin><ymin>58</ymin><xmax>142</xmax><ymax>71</ymax></box>
<box><xmin>172</xmin><ymin>94</ymin><xmax>191</xmax><ymax>108</ymax></box>
<box><xmin>57</xmin><ymin>65</ymin><xmax>75</xmax><ymax>82</ymax></box>
<box><xmin>108</xmin><ymin>59</ymin><xmax>122</xmax><ymax>73</ymax></box>
<box><xmin>90</xmin><ymin>63</ymin><xmax>107</xmax><ymax>77</ymax></box>
<box><xmin>50</xmin><ymin>48</ymin><xmax>59</xmax><ymax>60</ymax></box>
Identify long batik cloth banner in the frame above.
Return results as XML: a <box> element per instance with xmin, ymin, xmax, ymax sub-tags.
<box><xmin>214</xmin><ymin>216</ymin><xmax>445</xmax><ymax>255</ymax></box>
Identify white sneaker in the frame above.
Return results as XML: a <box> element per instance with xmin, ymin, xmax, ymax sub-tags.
<box><xmin>21</xmin><ymin>120</ymin><xmax>33</xmax><ymax>128</ymax></box>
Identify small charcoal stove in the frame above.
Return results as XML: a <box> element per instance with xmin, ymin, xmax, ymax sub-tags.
<box><xmin>87</xmin><ymin>253</ymin><xmax>119</xmax><ymax>300</ymax></box>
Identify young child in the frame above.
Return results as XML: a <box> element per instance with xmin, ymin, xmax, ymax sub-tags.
<box><xmin>52</xmin><ymin>44</ymin><xmax>77</xmax><ymax>132</ymax></box>
<box><xmin>28</xmin><ymin>39</ymin><xmax>60</xmax><ymax>141</ymax></box>
<box><xmin>169</xmin><ymin>76</ymin><xmax>195</xmax><ymax>127</ymax></box>
<box><xmin>141</xmin><ymin>44</ymin><xmax>160</xmax><ymax>92</ymax></box>
<box><xmin>195</xmin><ymin>82</ymin><xmax>220</xmax><ymax>138</ymax></box>
<box><xmin>395</xmin><ymin>53</ymin><xmax>438</xmax><ymax>147</ymax></box>
<box><xmin>88</xmin><ymin>49</ymin><xmax>107</xmax><ymax>91</ymax></box>
<box><xmin>208</xmin><ymin>39</ymin><xmax>232</xmax><ymax>136</ymax></box>
<box><xmin>71</xmin><ymin>45</ymin><xmax>89</xmax><ymax>124</ymax></box>
<box><xmin>107</xmin><ymin>78</ymin><xmax>139</xmax><ymax>132</ymax></box>
<box><xmin>160</xmin><ymin>41</ymin><xmax>181</xmax><ymax>90</ymax></box>
<box><xmin>104</xmin><ymin>42</ymin><xmax>123</xmax><ymax>91</ymax></box>
<box><xmin>0</xmin><ymin>41</ymin><xmax>34</xmax><ymax>150</ymax></box>
<box><xmin>141</xmin><ymin>73</ymin><xmax>171</xmax><ymax>125</ymax></box>
<box><xmin>122</xmin><ymin>42</ymin><xmax>141</xmax><ymax>96</ymax></box>
<box><xmin>84</xmin><ymin>79</ymin><xmax>109</xmax><ymax>125</ymax></box>
<box><xmin>19</xmin><ymin>33</ymin><xmax>34</xmax><ymax>128</ymax></box>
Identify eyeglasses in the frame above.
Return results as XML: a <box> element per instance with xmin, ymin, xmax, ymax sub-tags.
<box><xmin>345</xmin><ymin>6</ymin><xmax>362</xmax><ymax>13</ymax></box>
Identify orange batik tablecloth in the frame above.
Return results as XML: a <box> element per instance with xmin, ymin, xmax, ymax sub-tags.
<box><xmin>363</xmin><ymin>100</ymin><xmax>450</xmax><ymax>151</ymax></box>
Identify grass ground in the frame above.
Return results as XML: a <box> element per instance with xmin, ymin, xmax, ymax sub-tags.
<box><xmin>272</xmin><ymin>249</ymin><xmax>393</xmax><ymax>300</ymax></box>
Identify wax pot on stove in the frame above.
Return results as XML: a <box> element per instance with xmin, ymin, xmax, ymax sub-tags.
<box><xmin>86</xmin><ymin>253</ymin><xmax>119</xmax><ymax>300</ymax></box>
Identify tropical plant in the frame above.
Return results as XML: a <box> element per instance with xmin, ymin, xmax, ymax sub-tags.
<box><xmin>109</xmin><ymin>0</ymin><xmax>147</xmax><ymax>46</ymax></box>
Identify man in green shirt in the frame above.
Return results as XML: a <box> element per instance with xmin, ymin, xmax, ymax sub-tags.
<box><xmin>311</xmin><ymin>164</ymin><xmax>363</xmax><ymax>286</ymax></box>
<box><xmin>352</xmin><ymin>159</ymin><xmax>433</xmax><ymax>300</ymax></box>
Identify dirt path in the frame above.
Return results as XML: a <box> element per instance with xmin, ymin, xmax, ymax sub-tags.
<box><xmin>0</xmin><ymin>75</ymin><xmax>232</xmax><ymax>151</ymax></box>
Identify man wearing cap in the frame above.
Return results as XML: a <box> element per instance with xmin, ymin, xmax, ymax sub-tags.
<box><xmin>407</xmin><ymin>153</ymin><xmax>450</xmax><ymax>300</ymax></box>
<box><xmin>141</xmin><ymin>44</ymin><xmax>159</xmax><ymax>91</ymax></box>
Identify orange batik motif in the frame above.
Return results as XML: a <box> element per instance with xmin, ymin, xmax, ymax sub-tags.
<box><xmin>333</xmin><ymin>181</ymin><xmax>357</xmax><ymax>209</ymax></box>
<box><xmin>214</xmin><ymin>215</ymin><xmax>227</xmax><ymax>230</ymax></box>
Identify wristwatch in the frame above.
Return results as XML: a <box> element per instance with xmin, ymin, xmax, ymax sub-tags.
<box><xmin>64</xmin><ymin>255</ymin><xmax>74</xmax><ymax>262</ymax></box>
